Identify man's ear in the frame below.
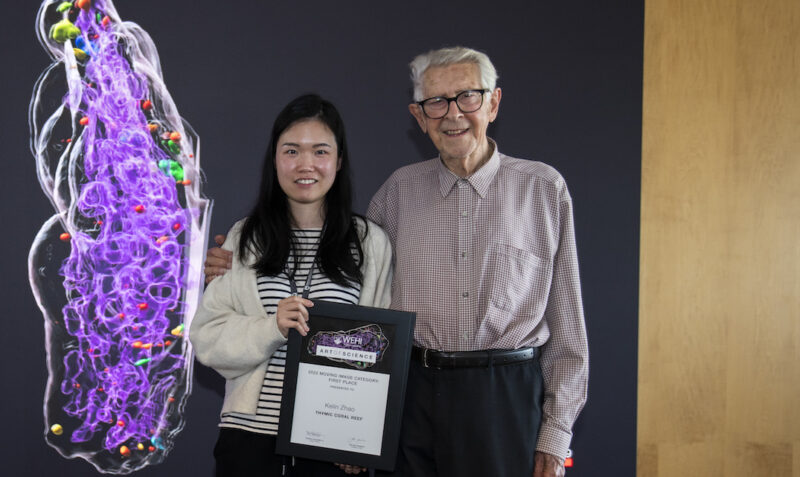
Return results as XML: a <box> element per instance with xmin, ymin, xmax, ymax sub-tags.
<box><xmin>409</xmin><ymin>103</ymin><xmax>428</xmax><ymax>133</ymax></box>
<box><xmin>488</xmin><ymin>87</ymin><xmax>502</xmax><ymax>123</ymax></box>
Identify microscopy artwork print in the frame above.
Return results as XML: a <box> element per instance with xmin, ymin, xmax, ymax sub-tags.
<box><xmin>28</xmin><ymin>0</ymin><xmax>211</xmax><ymax>473</ymax></box>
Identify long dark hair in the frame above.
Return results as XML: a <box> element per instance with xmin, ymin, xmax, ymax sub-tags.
<box><xmin>238</xmin><ymin>94</ymin><xmax>364</xmax><ymax>286</ymax></box>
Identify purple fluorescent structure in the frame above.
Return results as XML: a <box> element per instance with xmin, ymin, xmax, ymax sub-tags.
<box><xmin>308</xmin><ymin>325</ymin><xmax>390</xmax><ymax>369</ymax></box>
<box><xmin>29</xmin><ymin>1</ymin><xmax>211</xmax><ymax>473</ymax></box>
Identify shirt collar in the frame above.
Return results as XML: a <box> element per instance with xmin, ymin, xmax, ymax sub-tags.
<box><xmin>437</xmin><ymin>139</ymin><xmax>500</xmax><ymax>198</ymax></box>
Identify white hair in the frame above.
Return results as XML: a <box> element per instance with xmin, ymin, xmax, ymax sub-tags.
<box><xmin>409</xmin><ymin>46</ymin><xmax>499</xmax><ymax>101</ymax></box>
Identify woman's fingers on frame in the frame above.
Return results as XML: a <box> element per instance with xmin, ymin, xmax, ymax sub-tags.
<box><xmin>297</xmin><ymin>312</ymin><xmax>309</xmax><ymax>332</ymax></box>
<box><xmin>284</xmin><ymin>313</ymin><xmax>309</xmax><ymax>335</ymax></box>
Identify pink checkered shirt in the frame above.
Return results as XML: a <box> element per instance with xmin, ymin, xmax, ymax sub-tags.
<box><xmin>366</xmin><ymin>141</ymin><xmax>588</xmax><ymax>459</ymax></box>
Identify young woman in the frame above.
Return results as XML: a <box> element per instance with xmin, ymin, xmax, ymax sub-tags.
<box><xmin>190</xmin><ymin>94</ymin><xmax>392</xmax><ymax>476</ymax></box>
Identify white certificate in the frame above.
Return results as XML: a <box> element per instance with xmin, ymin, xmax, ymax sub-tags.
<box><xmin>276</xmin><ymin>301</ymin><xmax>415</xmax><ymax>471</ymax></box>
<box><xmin>290</xmin><ymin>363</ymin><xmax>390</xmax><ymax>455</ymax></box>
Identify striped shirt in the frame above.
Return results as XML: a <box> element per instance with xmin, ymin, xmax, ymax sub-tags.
<box><xmin>219</xmin><ymin>229</ymin><xmax>360</xmax><ymax>435</ymax></box>
<box><xmin>366</xmin><ymin>141</ymin><xmax>588</xmax><ymax>459</ymax></box>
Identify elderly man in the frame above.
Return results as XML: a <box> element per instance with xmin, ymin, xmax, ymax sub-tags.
<box><xmin>204</xmin><ymin>47</ymin><xmax>588</xmax><ymax>477</ymax></box>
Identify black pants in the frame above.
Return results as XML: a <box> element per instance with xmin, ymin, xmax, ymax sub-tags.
<box><xmin>385</xmin><ymin>356</ymin><xmax>544</xmax><ymax>477</ymax></box>
<box><xmin>214</xmin><ymin>428</ymin><xmax>350</xmax><ymax>477</ymax></box>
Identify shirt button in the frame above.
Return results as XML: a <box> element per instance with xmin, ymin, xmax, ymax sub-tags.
<box><xmin>462</xmin><ymin>291</ymin><xmax>469</xmax><ymax>298</ymax></box>
<box><xmin>461</xmin><ymin>251</ymin><xmax>467</xmax><ymax>258</ymax></box>
<box><xmin>460</xmin><ymin>211</ymin><xmax>468</xmax><ymax>217</ymax></box>
<box><xmin>462</xmin><ymin>332</ymin><xmax>470</xmax><ymax>340</ymax></box>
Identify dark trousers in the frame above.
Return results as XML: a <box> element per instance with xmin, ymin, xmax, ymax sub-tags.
<box><xmin>214</xmin><ymin>428</ymin><xmax>350</xmax><ymax>477</ymax></box>
<box><xmin>385</xmin><ymin>356</ymin><xmax>544</xmax><ymax>477</ymax></box>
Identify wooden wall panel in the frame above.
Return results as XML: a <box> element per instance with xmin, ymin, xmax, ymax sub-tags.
<box><xmin>639</xmin><ymin>0</ymin><xmax>800</xmax><ymax>476</ymax></box>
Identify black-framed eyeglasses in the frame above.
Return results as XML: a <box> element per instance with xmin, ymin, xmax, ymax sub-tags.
<box><xmin>416</xmin><ymin>89</ymin><xmax>490</xmax><ymax>119</ymax></box>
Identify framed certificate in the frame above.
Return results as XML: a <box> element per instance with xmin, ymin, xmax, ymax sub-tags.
<box><xmin>276</xmin><ymin>301</ymin><xmax>416</xmax><ymax>471</ymax></box>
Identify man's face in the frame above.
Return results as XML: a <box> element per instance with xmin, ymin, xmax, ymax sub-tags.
<box><xmin>409</xmin><ymin>63</ymin><xmax>501</xmax><ymax>168</ymax></box>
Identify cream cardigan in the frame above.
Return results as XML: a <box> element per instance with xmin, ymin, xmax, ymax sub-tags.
<box><xmin>189</xmin><ymin>218</ymin><xmax>393</xmax><ymax>416</ymax></box>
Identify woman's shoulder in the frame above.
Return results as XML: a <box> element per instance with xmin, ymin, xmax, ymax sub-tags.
<box><xmin>221</xmin><ymin>218</ymin><xmax>248</xmax><ymax>251</ymax></box>
<box><xmin>353</xmin><ymin>216</ymin><xmax>391</xmax><ymax>251</ymax></box>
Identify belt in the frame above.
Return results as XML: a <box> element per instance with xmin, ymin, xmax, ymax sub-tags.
<box><xmin>411</xmin><ymin>346</ymin><xmax>538</xmax><ymax>369</ymax></box>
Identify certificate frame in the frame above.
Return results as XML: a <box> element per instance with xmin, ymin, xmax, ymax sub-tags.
<box><xmin>276</xmin><ymin>300</ymin><xmax>415</xmax><ymax>471</ymax></box>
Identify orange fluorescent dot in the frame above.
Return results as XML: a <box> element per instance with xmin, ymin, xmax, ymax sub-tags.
<box><xmin>156</xmin><ymin>235</ymin><xmax>168</xmax><ymax>244</ymax></box>
<box><xmin>147</xmin><ymin>123</ymin><xmax>158</xmax><ymax>132</ymax></box>
<box><xmin>117</xmin><ymin>312</ymin><xmax>126</xmax><ymax>319</ymax></box>
<box><xmin>169</xmin><ymin>131</ymin><xmax>181</xmax><ymax>142</ymax></box>
<box><xmin>102</xmin><ymin>16</ymin><xmax>110</xmax><ymax>27</ymax></box>
<box><xmin>168</xmin><ymin>397</ymin><xmax>175</xmax><ymax>403</ymax></box>
<box><xmin>134</xmin><ymin>204</ymin><xmax>145</xmax><ymax>213</ymax></box>
<box><xmin>117</xmin><ymin>420</ymin><xmax>125</xmax><ymax>427</ymax></box>
<box><xmin>79</xmin><ymin>117</ymin><xmax>89</xmax><ymax>126</ymax></box>
<box><xmin>165</xmin><ymin>340</ymin><xmax>172</xmax><ymax>346</ymax></box>
<box><xmin>142</xmin><ymin>343</ymin><xmax>152</xmax><ymax>350</ymax></box>
<box><xmin>76</xmin><ymin>0</ymin><xmax>91</xmax><ymax>11</ymax></box>
<box><xmin>564</xmin><ymin>457</ymin><xmax>574</xmax><ymax>468</ymax></box>
<box><xmin>142</xmin><ymin>99</ymin><xmax>153</xmax><ymax>110</ymax></box>
<box><xmin>148</xmin><ymin>445</ymin><xmax>155</xmax><ymax>452</ymax></box>
<box><xmin>137</xmin><ymin>443</ymin><xmax>145</xmax><ymax>451</ymax></box>
<box><xmin>181</xmin><ymin>179</ymin><xmax>192</xmax><ymax>185</ymax></box>
<box><xmin>120</xmin><ymin>445</ymin><xmax>130</xmax><ymax>457</ymax></box>
<box><xmin>172</xmin><ymin>223</ymin><xmax>181</xmax><ymax>231</ymax></box>
<box><xmin>132</xmin><ymin>341</ymin><xmax>142</xmax><ymax>348</ymax></box>
<box><xmin>137</xmin><ymin>303</ymin><xmax>148</xmax><ymax>310</ymax></box>
<box><xmin>59</xmin><ymin>232</ymin><xmax>71</xmax><ymax>241</ymax></box>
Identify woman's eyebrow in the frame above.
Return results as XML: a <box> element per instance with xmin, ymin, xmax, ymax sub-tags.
<box><xmin>279</xmin><ymin>142</ymin><xmax>333</xmax><ymax>148</ymax></box>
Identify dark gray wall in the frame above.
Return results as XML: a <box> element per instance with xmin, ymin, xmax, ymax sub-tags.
<box><xmin>1</xmin><ymin>0</ymin><xmax>642</xmax><ymax>475</ymax></box>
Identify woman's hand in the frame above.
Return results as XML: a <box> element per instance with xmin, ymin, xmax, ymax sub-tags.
<box><xmin>276</xmin><ymin>296</ymin><xmax>313</xmax><ymax>337</ymax></box>
<box><xmin>335</xmin><ymin>463</ymin><xmax>367</xmax><ymax>474</ymax></box>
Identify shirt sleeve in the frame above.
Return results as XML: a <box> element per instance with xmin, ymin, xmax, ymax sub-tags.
<box><xmin>189</xmin><ymin>222</ymin><xmax>286</xmax><ymax>380</ymax></box>
<box><xmin>367</xmin><ymin>178</ymin><xmax>402</xmax><ymax>247</ymax></box>
<box><xmin>535</xmin><ymin>189</ymin><xmax>589</xmax><ymax>459</ymax></box>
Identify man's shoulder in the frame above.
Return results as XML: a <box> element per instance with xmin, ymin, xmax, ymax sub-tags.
<box><xmin>497</xmin><ymin>153</ymin><xmax>566</xmax><ymax>188</ymax></box>
<box><xmin>368</xmin><ymin>158</ymin><xmax>440</xmax><ymax>219</ymax></box>
<box><xmin>383</xmin><ymin>157</ymin><xmax>440</xmax><ymax>184</ymax></box>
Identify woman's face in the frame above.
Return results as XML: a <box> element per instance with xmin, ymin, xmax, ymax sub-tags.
<box><xmin>275</xmin><ymin>119</ymin><xmax>340</xmax><ymax>219</ymax></box>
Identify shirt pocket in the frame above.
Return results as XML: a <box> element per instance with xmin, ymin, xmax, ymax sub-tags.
<box><xmin>486</xmin><ymin>243</ymin><xmax>552</xmax><ymax>316</ymax></box>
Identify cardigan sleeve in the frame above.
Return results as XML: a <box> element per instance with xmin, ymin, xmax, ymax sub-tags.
<box><xmin>356</xmin><ymin>218</ymin><xmax>393</xmax><ymax>309</ymax></box>
<box><xmin>189</xmin><ymin>221</ymin><xmax>287</xmax><ymax>380</ymax></box>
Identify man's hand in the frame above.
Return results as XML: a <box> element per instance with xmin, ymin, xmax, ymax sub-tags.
<box><xmin>204</xmin><ymin>234</ymin><xmax>232</xmax><ymax>284</ymax></box>
<box><xmin>533</xmin><ymin>451</ymin><xmax>565</xmax><ymax>477</ymax></box>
